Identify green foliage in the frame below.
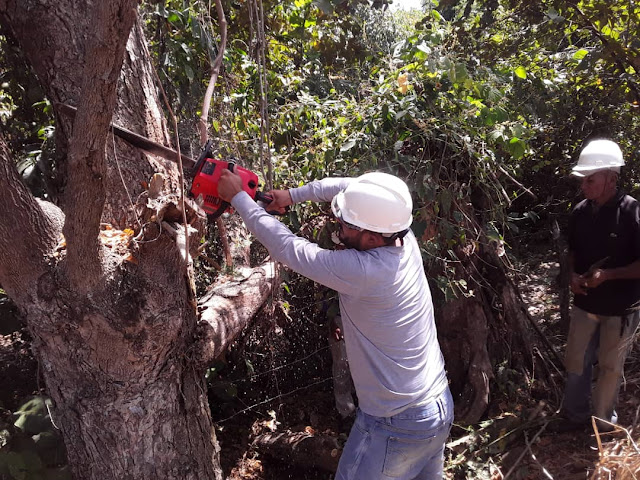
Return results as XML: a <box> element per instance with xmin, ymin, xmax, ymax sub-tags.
<box><xmin>440</xmin><ymin>0</ymin><xmax>640</xmax><ymax>201</ymax></box>
<box><xmin>0</xmin><ymin>397</ymin><xmax>69</xmax><ymax>480</ymax></box>
<box><xmin>143</xmin><ymin>0</ymin><xmax>621</xmax><ymax>298</ymax></box>
<box><xmin>221</xmin><ymin>4</ymin><xmax>544</xmax><ymax>297</ymax></box>
<box><xmin>0</xmin><ymin>35</ymin><xmax>55</xmax><ymax>199</ymax></box>
<box><xmin>197</xmin><ymin>0</ymin><xmax>637</xmax><ymax>297</ymax></box>
<box><xmin>13</xmin><ymin>398</ymin><xmax>53</xmax><ymax>435</ymax></box>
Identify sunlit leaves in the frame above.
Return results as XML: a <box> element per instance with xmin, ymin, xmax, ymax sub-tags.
<box><xmin>507</xmin><ymin>137</ymin><xmax>526</xmax><ymax>159</ymax></box>
<box><xmin>572</xmin><ymin>49</ymin><xmax>589</xmax><ymax>60</ymax></box>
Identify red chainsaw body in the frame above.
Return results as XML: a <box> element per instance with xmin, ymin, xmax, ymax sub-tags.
<box><xmin>190</xmin><ymin>157</ymin><xmax>259</xmax><ymax>215</ymax></box>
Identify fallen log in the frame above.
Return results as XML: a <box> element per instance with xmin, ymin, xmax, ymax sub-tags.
<box><xmin>252</xmin><ymin>430</ymin><xmax>342</xmax><ymax>472</ymax></box>
<box><xmin>196</xmin><ymin>262</ymin><xmax>277</xmax><ymax>366</ymax></box>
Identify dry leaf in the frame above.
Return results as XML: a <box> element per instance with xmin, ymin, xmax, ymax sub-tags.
<box><xmin>397</xmin><ymin>73</ymin><xmax>409</xmax><ymax>94</ymax></box>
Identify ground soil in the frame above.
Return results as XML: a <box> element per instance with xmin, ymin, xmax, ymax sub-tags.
<box><xmin>2</xmin><ymin>249</ymin><xmax>640</xmax><ymax>479</ymax></box>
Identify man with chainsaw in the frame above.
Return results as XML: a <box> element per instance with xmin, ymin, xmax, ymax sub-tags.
<box><xmin>559</xmin><ymin>139</ymin><xmax>640</xmax><ymax>432</ymax></box>
<box><xmin>218</xmin><ymin>169</ymin><xmax>453</xmax><ymax>480</ymax></box>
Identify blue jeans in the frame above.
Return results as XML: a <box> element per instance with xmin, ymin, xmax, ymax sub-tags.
<box><xmin>335</xmin><ymin>387</ymin><xmax>453</xmax><ymax>480</ymax></box>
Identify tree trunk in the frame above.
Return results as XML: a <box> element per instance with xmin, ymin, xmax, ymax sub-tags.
<box><xmin>0</xmin><ymin>1</ymin><xmax>237</xmax><ymax>479</ymax></box>
<box><xmin>437</xmin><ymin>298</ymin><xmax>493</xmax><ymax>424</ymax></box>
<box><xmin>435</xmin><ymin>243</ymin><xmax>535</xmax><ymax>424</ymax></box>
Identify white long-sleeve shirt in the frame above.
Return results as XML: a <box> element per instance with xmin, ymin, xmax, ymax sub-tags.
<box><xmin>231</xmin><ymin>178</ymin><xmax>448</xmax><ymax>417</ymax></box>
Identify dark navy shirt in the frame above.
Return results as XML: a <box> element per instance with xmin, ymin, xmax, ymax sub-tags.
<box><xmin>569</xmin><ymin>192</ymin><xmax>640</xmax><ymax>316</ymax></box>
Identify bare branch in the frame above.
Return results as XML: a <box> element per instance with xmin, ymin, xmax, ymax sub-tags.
<box><xmin>0</xmin><ymin>134</ymin><xmax>64</xmax><ymax>304</ymax></box>
<box><xmin>497</xmin><ymin>165</ymin><xmax>537</xmax><ymax>201</ymax></box>
<box><xmin>62</xmin><ymin>0</ymin><xmax>139</xmax><ymax>291</ymax></box>
<box><xmin>198</xmin><ymin>0</ymin><xmax>228</xmax><ymax>144</ymax></box>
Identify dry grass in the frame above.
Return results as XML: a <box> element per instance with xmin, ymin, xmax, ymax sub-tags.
<box><xmin>591</xmin><ymin>412</ymin><xmax>640</xmax><ymax>479</ymax></box>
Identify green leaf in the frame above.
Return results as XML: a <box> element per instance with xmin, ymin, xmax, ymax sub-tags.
<box><xmin>417</xmin><ymin>43</ymin><xmax>431</xmax><ymax>54</ymax></box>
<box><xmin>514</xmin><ymin>66</ymin><xmax>527</xmax><ymax>79</ymax></box>
<box><xmin>508</xmin><ymin>137</ymin><xmax>526</xmax><ymax>159</ymax></box>
<box><xmin>486</xmin><ymin>222</ymin><xmax>502</xmax><ymax>242</ymax></box>
<box><xmin>546</xmin><ymin>8</ymin><xmax>564</xmax><ymax>22</ymax></box>
<box><xmin>411</xmin><ymin>219</ymin><xmax>427</xmax><ymax>239</ymax></box>
<box><xmin>184</xmin><ymin>65</ymin><xmax>194</xmax><ymax>82</ymax></box>
<box><xmin>14</xmin><ymin>397</ymin><xmax>52</xmax><ymax>435</ymax></box>
<box><xmin>573</xmin><ymin>49</ymin><xmax>589</xmax><ymax>60</ymax></box>
<box><xmin>243</xmin><ymin>359</ymin><xmax>255</xmax><ymax>378</ymax></box>
<box><xmin>452</xmin><ymin>63</ymin><xmax>468</xmax><ymax>83</ymax></box>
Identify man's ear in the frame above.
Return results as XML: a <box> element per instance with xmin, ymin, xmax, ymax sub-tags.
<box><xmin>364</xmin><ymin>231</ymin><xmax>387</xmax><ymax>249</ymax></box>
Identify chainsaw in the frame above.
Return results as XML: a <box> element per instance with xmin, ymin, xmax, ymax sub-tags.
<box><xmin>190</xmin><ymin>140</ymin><xmax>275</xmax><ymax>219</ymax></box>
<box><xmin>57</xmin><ymin>103</ymin><xmax>274</xmax><ymax>221</ymax></box>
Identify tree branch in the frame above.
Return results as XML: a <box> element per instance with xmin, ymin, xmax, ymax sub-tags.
<box><xmin>0</xmin><ymin>134</ymin><xmax>64</xmax><ymax>305</ymax></box>
<box><xmin>62</xmin><ymin>0</ymin><xmax>139</xmax><ymax>291</ymax></box>
<box><xmin>198</xmin><ymin>0</ymin><xmax>228</xmax><ymax>144</ymax></box>
<box><xmin>196</xmin><ymin>262</ymin><xmax>276</xmax><ymax>365</ymax></box>
<box><xmin>197</xmin><ymin>0</ymin><xmax>232</xmax><ymax>267</ymax></box>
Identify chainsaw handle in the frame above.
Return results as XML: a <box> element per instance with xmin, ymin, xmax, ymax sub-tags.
<box><xmin>255</xmin><ymin>191</ymin><xmax>289</xmax><ymax>216</ymax></box>
<box><xmin>255</xmin><ymin>191</ymin><xmax>273</xmax><ymax>204</ymax></box>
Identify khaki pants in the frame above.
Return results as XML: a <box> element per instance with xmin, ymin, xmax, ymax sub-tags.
<box><xmin>564</xmin><ymin>306</ymin><xmax>640</xmax><ymax>422</ymax></box>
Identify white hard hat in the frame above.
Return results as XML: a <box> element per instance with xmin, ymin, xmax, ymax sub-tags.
<box><xmin>331</xmin><ymin>172</ymin><xmax>413</xmax><ymax>235</ymax></box>
<box><xmin>571</xmin><ymin>139</ymin><xmax>624</xmax><ymax>177</ymax></box>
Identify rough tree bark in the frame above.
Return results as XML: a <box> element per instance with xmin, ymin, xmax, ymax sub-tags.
<box><xmin>428</xmin><ymin>205</ymin><xmax>536</xmax><ymax>424</ymax></box>
<box><xmin>0</xmin><ymin>1</ymin><xmax>271</xmax><ymax>479</ymax></box>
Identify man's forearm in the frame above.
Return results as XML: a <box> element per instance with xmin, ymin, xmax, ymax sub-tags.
<box><xmin>602</xmin><ymin>259</ymin><xmax>640</xmax><ymax>281</ymax></box>
<box><xmin>289</xmin><ymin>177</ymin><xmax>351</xmax><ymax>204</ymax></box>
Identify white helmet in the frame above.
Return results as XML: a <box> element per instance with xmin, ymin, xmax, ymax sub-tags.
<box><xmin>571</xmin><ymin>139</ymin><xmax>624</xmax><ymax>177</ymax></box>
<box><xmin>331</xmin><ymin>172</ymin><xmax>413</xmax><ymax>235</ymax></box>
